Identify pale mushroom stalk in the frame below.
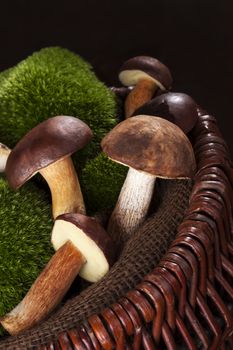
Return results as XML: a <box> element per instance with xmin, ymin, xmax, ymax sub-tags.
<box><xmin>0</xmin><ymin>213</ymin><xmax>114</xmax><ymax>335</ymax></box>
<box><xmin>124</xmin><ymin>78</ymin><xmax>158</xmax><ymax>118</ymax></box>
<box><xmin>40</xmin><ymin>156</ymin><xmax>85</xmax><ymax>218</ymax></box>
<box><xmin>0</xmin><ymin>241</ymin><xmax>86</xmax><ymax>336</ymax></box>
<box><xmin>0</xmin><ymin>143</ymin><xmax>11</xmax><ymax>172</ymax></box>
<box><xmin>108</xmin><ymin>167</ymin><xmax>155</xmax><ymax>240</ymax></box>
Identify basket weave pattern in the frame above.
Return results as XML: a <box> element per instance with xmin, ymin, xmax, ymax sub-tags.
<box><xmin>53</xmin><ymin>110</ymin><xmax>233</xmax><ymax>349</ymax></box>
<box><xmin>1</xmin><ymin>108</ymin><xmax>233</xmax><ymax>349</ymax></box>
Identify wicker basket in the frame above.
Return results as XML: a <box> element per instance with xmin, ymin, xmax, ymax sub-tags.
<box><xmin>1</xmin><ymin>106</ymin><xmax>233</xmax><ymax>349</ymax></box>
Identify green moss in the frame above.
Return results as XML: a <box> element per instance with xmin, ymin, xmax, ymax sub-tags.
<box><xmin>0</xmin><ymin>178</ymin><xmax>53</xmax><ymax>323</ymax></box>
<box><xmin>0</xmin><ymin>47</ymin><xmax>117</xmax><ymax>167</ymax></box>
<box><xmin>0</xmin><ymin>68</ymin><xmax>12</xmax><ymax>85</ymax></box>
<box><xmin>80</xmin><ymin>153</ymin><xmax>127</xmax><ymax>213</ymax></box>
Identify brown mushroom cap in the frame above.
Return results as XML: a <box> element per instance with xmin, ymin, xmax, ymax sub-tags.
<box><xmin>101</xmin><ymin>115</ymin><xmax>196</xmax><ymax>179</ymax></box>
<box><xmin>134</xmin><ymin>92</ymin><xmax>198</xmax><ymax>134</ymax></box>
<box><xmin>119</xmin><ymin>56</ymin><xmax>172</xmax><ymax>90</ymax></box>
<box><xmin>5</xmin><ymin>116</ymin><xmax>92</xmax><ymax>189</ymax></box>
<box><xmin>52</xmin><ymin>213</ymin><xmax>115</xmax><ymax>282</ymax></box>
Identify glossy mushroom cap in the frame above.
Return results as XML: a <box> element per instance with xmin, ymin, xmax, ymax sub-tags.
<box><xmin>6</xmin><ymin>116</ymin><xmax>92</xmax><ymax>189</ymax></box>
<box><xmin>135</xmin><ymin>92</ymin><xmax>198</xmax><ymax>134</ymax></box>
<box><xmin>119</xmin><ymin>56</ymin><xmax>172</xmax><ymax>90</ymax></box>
<box><xmin>101</xmin><ymin>115</ymin><xmax>196</xmax><ymax>179</ymax></box>
<box><xmin>52</xmin><ymin>213</ymin><xmax>115</xmax><ymax>282</ymax></box>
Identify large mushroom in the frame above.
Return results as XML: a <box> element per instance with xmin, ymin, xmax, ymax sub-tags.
<box><xmin>134</xmin><ymin>92</ymin><xmax>198</xmax><ymax>133</ymax></box>
<box><xmin>119</xmin><ymin>56</ymin><xmax>172</xmax><ymax>118</ymax></box>
<box><xmin>101</xmin><ymin>115</ymin><xmax>196</xmax><ymax>248</ymax></box>
<box><xmin>5</xmin><ymin>116</ymin><xmax>92</xmax><ymax>218</ymax></box>
<box><xmin>1</xmin><ymin>213</ymin><xmax>114</xmax><ymax>335</ymax></box>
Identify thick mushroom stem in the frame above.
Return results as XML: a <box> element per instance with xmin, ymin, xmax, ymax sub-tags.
<box><xmin>39</xmin><ymin>157</ymin><xmax>85</xmax><ymax>219</ymax></box>
<box><xmin>125</xmin><ymin>78</ymin><xmax>158</xmax><ymax>118</ymax></box>
<box><xmin>0</xmin><ymin>241</ymin><xmax>86</xmax><ymax>336</ymax></box>
<box><xmin>107</xmin><ymin>167</ymin><xmax>156</xmax><ymax>246</ymax></box>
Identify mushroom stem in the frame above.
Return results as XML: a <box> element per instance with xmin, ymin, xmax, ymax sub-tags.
<box><xmin>125</xmin><ymin>78</ymin><xmax>158</xmax><ymax>118</ymax></box>
<box><xmin>0</xmin><ymin>143</ymin><xmax>11</xmax><ymax>172</ymax></box>
<box><xmin>107</xmin><ymin>167</ymin><xmax>155</xmax><ymax>246</ymax></box>
<box><xmin>0</xmin><ymin>241</ymin><xmax>86</xmax><ymax>335</ymax></box>
<box><xmin>40</xmin><ymin>157</ymin><xmax>86</xmax><ymax>219</ymax></box>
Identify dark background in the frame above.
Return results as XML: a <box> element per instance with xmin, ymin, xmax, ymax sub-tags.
<box><xmin>1</xmin><ymin>0</ymin><xmax>233</xmax><ymax>154</ymax></box>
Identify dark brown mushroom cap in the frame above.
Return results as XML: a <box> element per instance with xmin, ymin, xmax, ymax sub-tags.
<box><xmin>134</xmin><ymin>92</ymin><xmax>198</xmax><ymax>134</ymax></box>
<box><xmin>6</xmin><ymin>116</ymin><xmax>93</xmax><ymax>189</ymax></box>
<box><xmin>119</xmin><ymin>56</ymin><xmax>172</xmax><ymax>90</ymax></box>
<box><xmin>52</xmin><ymin>213</ymin><xmax>116</xmax><ymax>282</ymax></box>
<box><xmin>101</xmin><ymin>115</ymin><xmax>196</xmax><ymax>179</ymax></box>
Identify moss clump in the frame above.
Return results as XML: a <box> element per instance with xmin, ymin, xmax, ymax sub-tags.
<box><xmin>0</xmin><ymin>68</ymin><xmax>11</xmax><ymax>85</ymax></box>
<box><xmin>0</xmin><ymin>178</ymin><xmax>53</xmax><ymax>326</ymax></box>
<box><xmin>0</xmin><ymin>47</ymin><xmax>117</xmax><ymax>167</ymax></box>
<box><xmin>81</xmin><ymin>153</ymin><xmax>127</xmax><ymax>213</ymax></box>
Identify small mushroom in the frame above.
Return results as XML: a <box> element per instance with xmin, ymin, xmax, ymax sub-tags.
<box><xmin>101</xmin><ymin>115</ymin><xmax>196</xmax><ymax>247</ymax></box>
<box><xmin>119</xmin><ymin>56</ymin><xmax>172</xmax><ymax>118</ymax></box>
<box><xmin>5</xmin><ymin>116</ymin><xmax>92</xmax><ymax>219</ymax></box>
<box><xmin>1</xmin><ymin>213</ymin><xmax>114</xmax><ymax>335</ymax></box>
<box><xmin>134</xmin><ymin>92</ymin><xmax>198</xmax><ymax>133</ymax></box>
<box><xmin>0</xmin><ymin>143</ymin><xmax>11</xmax><ymax>172</ymax></box>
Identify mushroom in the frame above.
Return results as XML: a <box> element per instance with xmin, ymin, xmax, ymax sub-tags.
<box><xmin>119</xmin><ymin>56</ymin><xmax>172</xmax><ymax>118</ymax></box>
<box><xmin>0</xmin><ymin>143</ymin><xmax>11</xmax><ymax>172</ymax></box>
<box><xmin>134</xmin><ymin>92</ymin><xmax>198</xmax><ymax>133</ymax></box>
<box><xmin>1</xmin><ymin>213</ymin><xmax>114</xmax><ymax>335</ymax></box>
<box><xmin>101</xmin><ymin>115</ymin><xmax>196</xmax><ymax>248</ymax></box>
<box><xmin>5</xmin><ymin>116</ymin><xmax>92</xmax><ymax>219</ymax></box>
